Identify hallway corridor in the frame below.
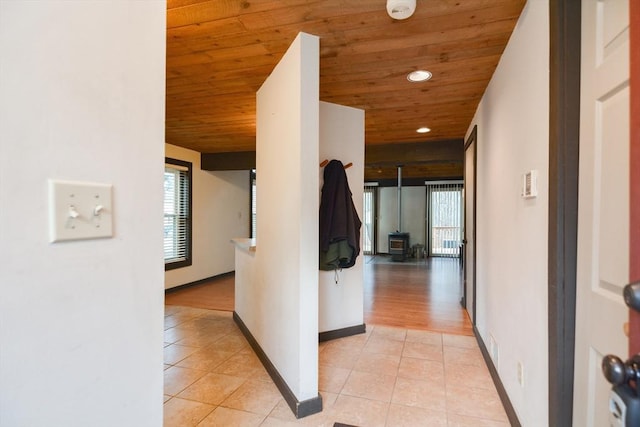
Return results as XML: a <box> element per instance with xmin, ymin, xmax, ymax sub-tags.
<box><xmin>164</xmin><ymin>257</ymin><xmax>504</xmax><ymax>426</ymax></box>
<box><xmin>363</xmin><ymin>256</ymin><xmax>472</xmax><ymax>334</ymax></box>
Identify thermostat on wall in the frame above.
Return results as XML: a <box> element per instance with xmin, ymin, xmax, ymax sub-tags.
<box><xmin>522</xmin><ymin>170</ymin><xmax>538</xmax><ymax>199</ymax></box>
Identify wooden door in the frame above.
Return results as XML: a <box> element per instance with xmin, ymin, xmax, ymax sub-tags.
<box><xmin>573</xmin><ymin>0</ymin><xmax>630</xmax><ymax>425</ymax></box>
<box><xmin>463</xmin><ymin>127</ymin><xmax>477</xmax><ymax>323</ymax></box>
<box><xmin>629</xmin><ymin>0</ymin><xmax>640</xmax><ymax>356</ymax></box>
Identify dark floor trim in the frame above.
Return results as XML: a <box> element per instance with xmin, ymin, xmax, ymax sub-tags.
<box><xmin>474</xmin><ymin>326</ymin><xmax>521</xmax><ymax>427</ymax></box>
<box><xmin>319</xmin><ymin>324</ymin><xmax>366</xmax><ymax>342</ymax></box>
<box><xmin>233</xmin><ymin>311</ymin><xmax>323</xmax><ymax>418</ymax></box>
<box><xmin>165</xmin><ymin>271</ymin><xmax>234</xmax><ymax>294</ymax></box>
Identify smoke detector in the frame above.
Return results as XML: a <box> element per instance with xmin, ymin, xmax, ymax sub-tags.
<box><xmin>387</xmin><ymin>0</ymin><xmax>416</xmax><ymax>20</ymax></box>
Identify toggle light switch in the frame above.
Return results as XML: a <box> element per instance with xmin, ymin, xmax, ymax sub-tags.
<box><xmin>48</xmin><ymin>179</ymin><xmax>113</xmax><ymax>242</ymax></box>
<box><xmin>68</xmin><ymin>205</ymin><xmax>80</xmax><ymax>219</ymax></box>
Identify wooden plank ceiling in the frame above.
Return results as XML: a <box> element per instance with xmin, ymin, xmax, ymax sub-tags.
<box><xmin>166</xmin><ymin>0</ymin><xmax>525</xmax><ymax>180</ymax></box>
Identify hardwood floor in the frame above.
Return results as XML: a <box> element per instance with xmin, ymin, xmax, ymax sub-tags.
<box><xmin>364</xmin><ymin>256</ymin><xmax>472</xmax><ymax>335</ymax></box>
<box><xmin>165</xmin><ymin>274</ymin><xmax>234</xmax><ymax>311</ymax></box>
<box><xmin>165</xmin><ymin>255</ymin><xmax>472</xmax><ymax>336</ymax></box>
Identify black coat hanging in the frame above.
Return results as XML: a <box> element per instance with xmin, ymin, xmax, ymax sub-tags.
<box><xmin>319</xmin><ymin>159</ymin><xmax>361</xmax><ymax>270</ymax></box>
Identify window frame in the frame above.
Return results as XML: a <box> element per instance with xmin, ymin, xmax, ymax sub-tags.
<box><xmin>250</xmin><ymin>169</ymin><xmax>256</xmax><ymax>238</ymax></box>
<box><xmin>164</xmin><ymin>157</ymin><xmax>192</xmax><ymax>271</ymax></box>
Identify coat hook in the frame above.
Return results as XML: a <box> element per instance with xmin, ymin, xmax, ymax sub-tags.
<box><xmin>320</xmin><ymin>159</ymin><xmax>352</xmax><ymax>169</ymax></box>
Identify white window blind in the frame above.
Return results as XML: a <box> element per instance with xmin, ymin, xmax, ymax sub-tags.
<box><xmin>164</xmin><ymin>159</ymin><xmax>191</xmax><ymax>269</ymax></box>
<box><xmin>363</xmin><ymin>186</ymin><xmax>376</xmax><ymax>254</ymax></box>
<box><xmin>426</xmin><ymin>182</ymin><xmax>463</xmax><ymax>258</ymax></box>
<box><xmin>251</xmin><ymin>170</ymin><xmax>256</xmax><ymax>238</ymax></box>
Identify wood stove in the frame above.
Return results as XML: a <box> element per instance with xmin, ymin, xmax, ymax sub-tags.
<box><xmin>389</xmin><ymin>232</ymin><xmax>409</xmax><ymax>261</ymax></box>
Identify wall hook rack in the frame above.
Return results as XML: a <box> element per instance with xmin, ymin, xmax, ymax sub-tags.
<box><xmin>320</xmin><ymin>159</ymin><xmax>352</xmax><ymax>169</ymax></box>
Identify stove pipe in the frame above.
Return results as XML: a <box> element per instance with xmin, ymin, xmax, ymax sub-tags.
<box><xmin>397</xmin><ymin>165</ymin><xmax>402</xmax><ymax>232</ymax></box>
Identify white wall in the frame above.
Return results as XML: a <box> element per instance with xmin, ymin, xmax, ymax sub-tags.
<box><xmin>0</xmin><ymin>2</ymin><xmax>165</xmax><ymax>426</ymax></box>
<box><xmin>467</xmin><ymin>1</ymin><xmax>549</xmax><ymax>425</ymax></box>
<box><xmin>377</xmin><ymin>186</ymin><xmax>426</xmax><ymax>252</ymax></box>
<box><xmin>165</xmin><ymin>144</ymin><xmax>250</xmax><ymax>289</ymax></box>
<box><xmin>318</xmin><ymin>101</ymin><xmax>365</xmax><ymax>333</ymax></box>
<box><xmin>401</xmin><ymin>187</ymin><xmax>427</xmax><ymax>249</ymax></box>
<box><xmin>242</xmin><ymin>32</ymin><xmax>319</xmax><ymax>402</ymax></box>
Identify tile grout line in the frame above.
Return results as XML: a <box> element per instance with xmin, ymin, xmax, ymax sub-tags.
<box><xmin>442</xmin><ymin>332</ymin><xmax>452</xmax><ymax>426</ymax></box>
<box><xmin>384</xmin><ymin>333</ymin><xmax>407</xmax><ymax>427</ymax></box>
<box><xmin>165</xmin><ymin>307</ymin><xmax>498</xmax><ymax>426</ymax></box>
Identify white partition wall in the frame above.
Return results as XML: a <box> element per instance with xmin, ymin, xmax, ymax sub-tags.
<box><xmin>318</xmin><ymin>101</ymin><xmax>365</xmax><ymax>333</ymax></box>
<box><xmin>237</xmin><ymin>32</ymin><xmax>321</xmax><ymax>413</ymax></box>
<box><xmin>0</xmin><ymin>2</ymin><xmax>165</xmax><ymax>425</ymax></box>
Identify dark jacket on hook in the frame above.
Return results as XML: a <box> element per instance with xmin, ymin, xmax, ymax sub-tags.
<box><xmin>319</xmin><ymin>159</ymin><xmax>361</xmax><ymax>270</ymax></box>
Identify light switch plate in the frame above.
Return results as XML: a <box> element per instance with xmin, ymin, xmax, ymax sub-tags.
<box><xmin>522</xmin><ymin>170</ymin><xmax>538</xmax><ymax>198</ymax></box>
<box><xmin>48</xmin><ymin>179</ymin><xmax>113</xmax><ymax>242</ymax></box>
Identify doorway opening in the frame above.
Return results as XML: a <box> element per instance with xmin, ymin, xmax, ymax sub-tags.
<box><xmin>426</xmin><ymin>182</ymin><xmax>463</xmax><ymax>258</ymax></box>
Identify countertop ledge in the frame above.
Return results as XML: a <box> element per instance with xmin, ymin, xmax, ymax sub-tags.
<box><xmin>231</xmin><ymin>238</ymin><xmax>256</xmax><ymax>253</ymax></box>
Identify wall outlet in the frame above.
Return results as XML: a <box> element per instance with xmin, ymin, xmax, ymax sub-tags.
<box><xmin>517</xmin><ymin>361</ymin><xmax>525</xmax><ymax>387</ymax></box>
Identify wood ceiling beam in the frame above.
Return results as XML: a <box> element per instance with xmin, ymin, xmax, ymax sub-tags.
<box><xmin>198</xmin><ymin>140</ymin><xmax>464</xmax><ymax>181</ymax></box>
<box><xmin>365</xmin><ymin>139</ymin><xmax>464</xmax><ymax>167</ymax></box>
<box><xmin>201</xmin><ymin>151</ymin><xmax>256</xmax><ymax>171</ymax></box>
<box><xmin>365</xmin><ymin>163</ymin><xmax>463</xmax><ymax>182</ymax></box>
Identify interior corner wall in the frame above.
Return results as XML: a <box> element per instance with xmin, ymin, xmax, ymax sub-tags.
<box><xmin>0</xmin><ymin>2</ymin><xmax>166</xmax><ymax>426</ymax></box>
<box><xmin>249</xmin><ymin>32</ymin><xmax>319</xmax><ymax>401</ymax></box>
<box><xmin>318</xmin><ymin>101</ymin><xmax>365</xmax><ymax>332</ymax></box>
<box><xmin>164</xmin><ymin>144</ymin><xmax>250</xmax><ymax>289</ymax></box>
<box><xmin>465</xmin><ymin>1</ymin><xmax>549</xmax><ymax>425</ymax></box>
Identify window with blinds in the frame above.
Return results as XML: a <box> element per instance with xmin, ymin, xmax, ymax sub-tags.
<box><xmin>363</xmin><ymin>185</ymin><xmax>377</xmax><ymax>255</ymax></box>
<box><xmin>426</xmin><ymin>182</ymin><xmax>463</xmax><ymax>257</ymax></box>
<box><xmin>250</xmin><ymin>170</ymin><xmax>256</xmax><ymax>238</ymax></box>
<box><xmin>164</xmin><ymin>158</ymin><xmax>192</xmax><ymax>270</ymax></box>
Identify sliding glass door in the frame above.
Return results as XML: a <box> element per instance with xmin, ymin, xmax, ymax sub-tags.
<box><xmin>427</xmin><ymin>182</ymin><xmax>463</xmax><ymax>257</ymax></box>
<box><xmin>362</xmin><ymin>185</ymin><xmax>376</xmax><ymax>255</ymax></box>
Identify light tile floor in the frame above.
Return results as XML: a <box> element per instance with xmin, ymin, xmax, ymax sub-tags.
<box><xmin>164</xmin><ymin>305</ymin><xmax>509</xmax><ymax>427</ymax></box>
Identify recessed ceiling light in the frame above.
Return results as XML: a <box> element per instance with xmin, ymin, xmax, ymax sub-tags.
<box><xmin>416</xmin><ymin>127</ymin><xmax>431</xmax><ymax>133</ymax></box>
<box><xmin>407</xmin><ymin>70</ymin><xmax>432</xmax><ymax>82</ymax></box>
